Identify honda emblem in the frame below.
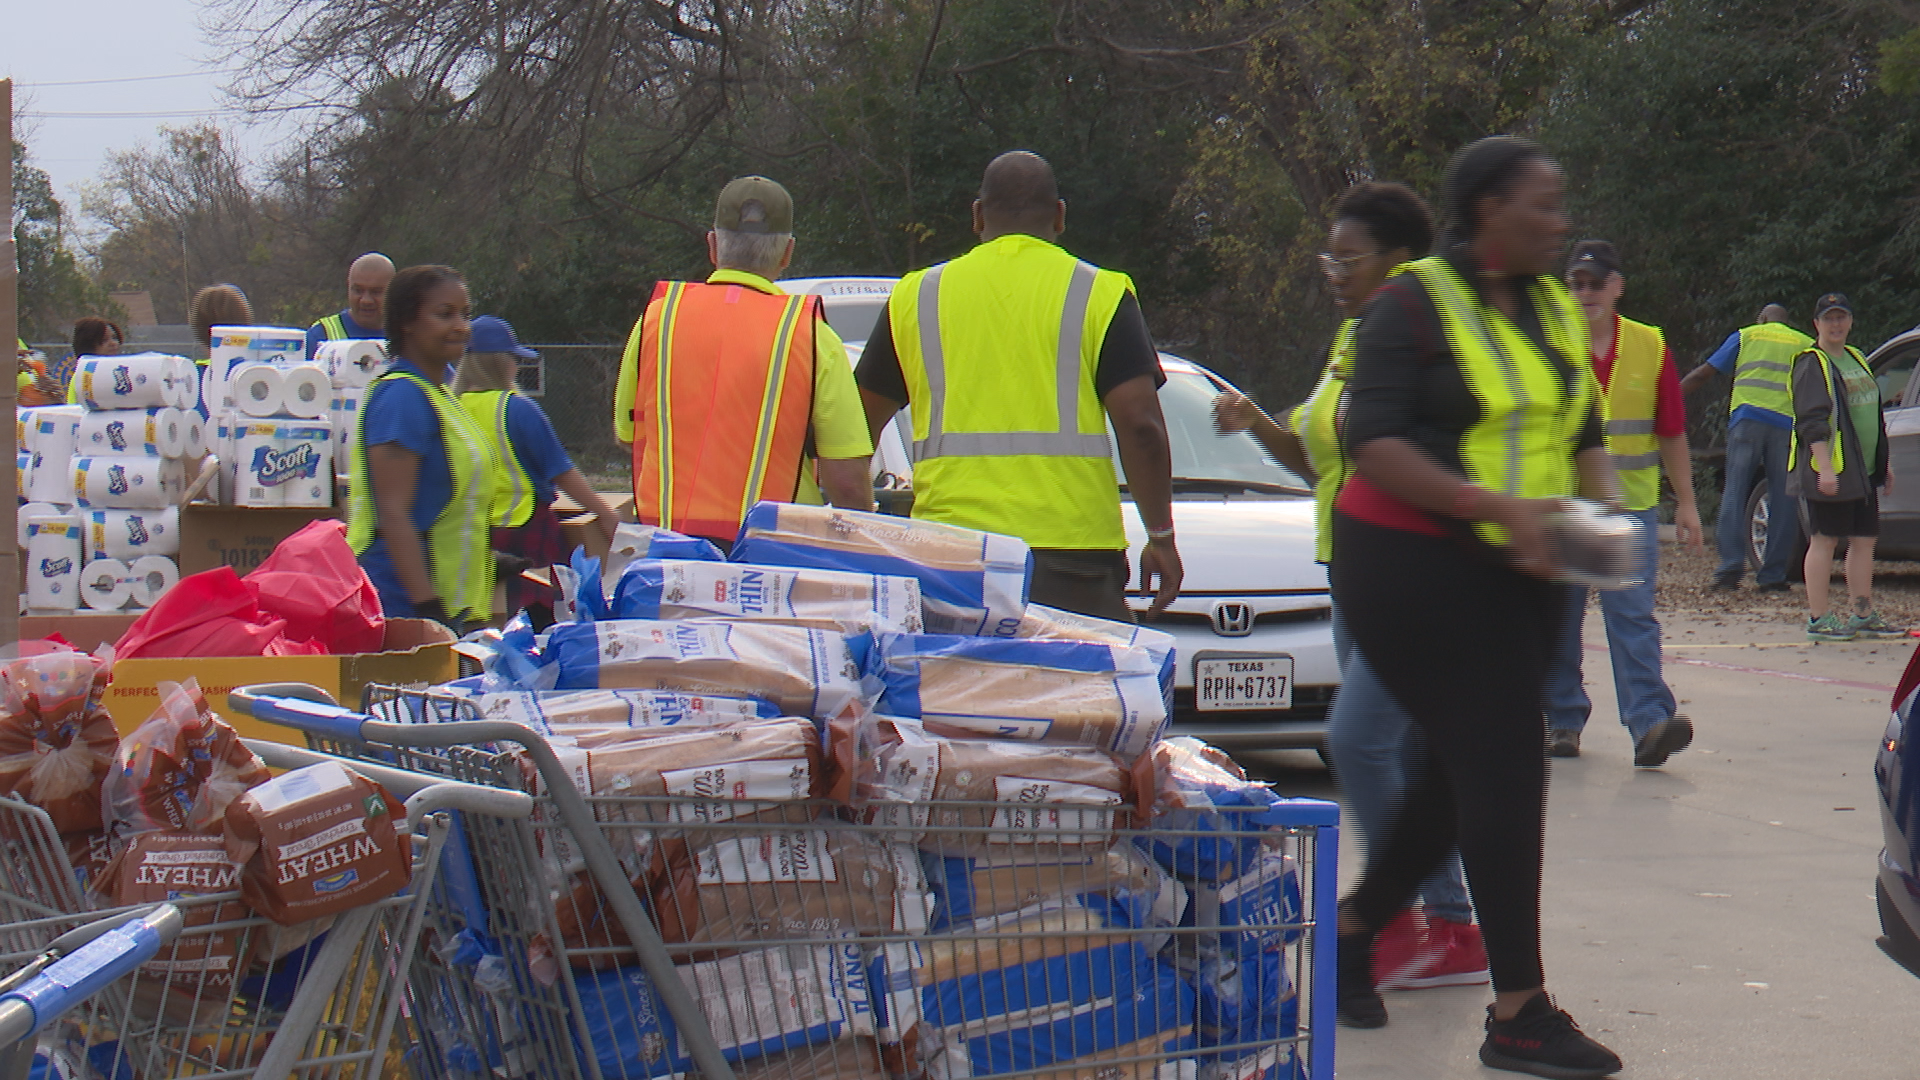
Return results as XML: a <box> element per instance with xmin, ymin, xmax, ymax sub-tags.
<box><xmin>1210</xmin><ymin>601</ymin><xmax>1254</xmax><ymax>637</ymax></box>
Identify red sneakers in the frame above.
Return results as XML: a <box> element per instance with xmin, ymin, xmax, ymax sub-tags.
<box><xmin>1372</xmin><ymin>909</ymin><xmax>1491</xmax><ymax>990</ymax></box>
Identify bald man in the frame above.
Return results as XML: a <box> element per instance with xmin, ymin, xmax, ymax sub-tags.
<box><xmin>307</xmin><ymin>252</ymin><xmax>395</xmax><ymax>359</ymax></box>
<box><xmin>855</xmin><ymin>150</ymin><xmax>1183</xmax><ymax>622</ymax></box>
<box><xmin>1681</xmin><ymin>302</ymin><xmax>1815</xmax><ymax>590</ymax></box>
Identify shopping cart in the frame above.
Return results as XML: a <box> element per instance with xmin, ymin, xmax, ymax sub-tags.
<box><xmin>230</xmin><ymin>683</ymin><xmax>1340</xmax><ymax>1080</ymax></box>
<box><xmin>0</xmin><ymin>744</ymin><xmax>534</xmax><ymax>1080</ymax></box>
<box><xmin>0</xmin><ymin>904</ymin><xmax>184</xmax><ymax>1080</ymax></box>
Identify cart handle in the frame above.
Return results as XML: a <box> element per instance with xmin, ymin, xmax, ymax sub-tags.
<box><xmin>242</xmin><ymin>740</ymin><xmax>535</xmax><ymax>822</ymax></box>
<box><xmin>0</xmin><ymin>904</ymin><xmax>183</xmax><ymax>1046</ymax></box>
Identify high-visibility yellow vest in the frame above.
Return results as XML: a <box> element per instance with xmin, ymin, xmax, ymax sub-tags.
<box><xmin>1403</xmin><ymin>257</ymin><xmax>1597</xmax><ymax>547</ymax></box>
<box><xmin>1600</xmin><ymin>315</ymin><xmax>1665</xmax><ymax>512</ymax></box>
<box><xmin>1788</xmin><ymin>344</ymin><xmax>1871</xmax><ymax>478</ymax></box>
<box><xmin>1292</xmin><ymin>321</ymin><xmax>1357</xmax><ymax>566</ymax></box>
<box><xmin>1729</xmin><ymin>323</ymin><xmax>1814</xmax><ymax>419</ymax></box>
<box><xmin>461</xmin><ymin>389</ymin><xmax>535</xmax><ymax>528</ymax></box>
<box><xmin>889</xmin><ymin>234</ymin><xmax>1133</xmax><ymax>549</ymax></box>
<box><xmin>346</xmin><ymin>367</ymin><xmax>501</xmax><ymax>623</ymax></box>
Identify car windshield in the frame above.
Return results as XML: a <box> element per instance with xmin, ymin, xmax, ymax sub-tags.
<box><xmin>821</xmin><ymin>299</ymin><xmax>887</xmax><ymax>345</ymax></box>
<box><xmin>1115</xmin><ymin>366</ymin><xmax>1309</xmax><ymax>494</ymax></box>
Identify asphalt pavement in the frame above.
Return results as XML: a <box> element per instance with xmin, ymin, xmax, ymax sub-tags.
<box><xmin>1237</xmin><ymin>607</ymin><xmax>1919</xmax><ymax>1079</ymax></box>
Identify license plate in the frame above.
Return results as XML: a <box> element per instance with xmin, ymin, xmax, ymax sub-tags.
<box><xmin>1194</xmin><ymin>655</ymin><xmax>1294</xmax><ymax>711</ymax></box>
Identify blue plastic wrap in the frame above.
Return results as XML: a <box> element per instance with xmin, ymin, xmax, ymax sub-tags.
<box><xmin>1015</xmin><ymin>604</ymin><xmax>1178</xmax><ymax>713</ymax></box>
<box><xmin>543</xmin><ymin>620</ymin><xmax>873</xmax><ymax>720</ymax></box>
<box><xmin>1191</xmin><ymin>950</ymin><xmax>1298</xmax><ymax>1064</ymax></box>
<box><xmin>874</xmin><ymin>633</ymin><xmax>1166</xmax><ymax>761</ymax></box>
<box><xmin>731</xmin><ymin>502</ymin><xmax>1031</xmax><ymax>637</ymax></box>
<box><xmin>1188</xmin><ymin>847</ymin><xmax>1304</xmax><ymax>954</ymax></box>
<box><xmin>609</xmin><ymin>560</ymin><xmax>923</xmax><ymax>633</ymax></box>
<box><xmin>927</xmin><ymin>962</ymin><xmax>1195</xmax><ymax>1079</ymax></box>
<box><xmin>1140</xmin><ymin>739</ymin><xmax>1293</xmax><ymax>882</ymax></box>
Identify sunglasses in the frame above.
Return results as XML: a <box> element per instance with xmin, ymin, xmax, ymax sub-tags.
<box><xmin>1566</xmin><ymin>275</ymin><xmax>1614</xmax><ymax>293</ymax></box>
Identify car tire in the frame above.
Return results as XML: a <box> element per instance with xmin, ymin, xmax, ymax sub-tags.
<box><xmin>1878</xmin><ymin>878</ymin><xmax>1920</xmax><ymax>964</ymax></box>
<box><xmin>1745</xmin><ymin>485</ymin><xmax>1810</xmax><ymax>582</ymax></box>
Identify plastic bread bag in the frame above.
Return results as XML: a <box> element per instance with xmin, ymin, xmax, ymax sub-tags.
<box><xmin>90</xmin><ymin>830</ymin><xmax>250</xmax><ymax>1026</ymax></box>
<box><xmin>543</xmin><ymin>618</ymin><xmax>876</xmax><ymax>721</ymax></box>
<box><xmin>430</xmin><ymin>685</ymin><xmax>781</xmax><ymax>737</ymax></box>
<box><xmin>102</xmin><ymin>677</ymin><xmax>271</xmax><ymax>836</ymax></box>
<box><xmin>1186</xmin><ymin>845</ymin><xmax>1303</xmax><ymax>956</ymax></box>
<box><xmin>611</xmin><ymin>559</ymin><xmax>926</xmax><ymax>635</ymax></box>
<box><xmin>874</xmin><ymin>633</ymin><xmax>1166</xmax><ymax>763</ymax></box>
<box><xmin>223</xmin><ymin>759</ymin><xmax>413</xmax><ymax>926</ymax></box>
<box><xmin>0</xmin><ymin>644</ymin><xmax>118</xmax><ymax>833</ymax></box>
<box><xmin>652</xmin><ymin>824</ymin><xmax>933</xmax><ymax>954</ymax></box>
<box><xmin>1015</xmin><ymin>604</ymin><xmax>1176</xmax><ymax>712</ymax></box>
<box><xmin>605</xmin><ymin>522</ymin><xmax>726</xmax><ymax>582</ymax></box>
<box><xmin>923</xmin><ymin>843</ymin><xmax>1171</xmax><ymax>932</ymax></box>
<box><xmin>832</xmin><ymin>715</ymin><xmax>1151</xmax><ymax>855</ymax></box>
<box><xmin>1140</xmin><ymin>738</ymin><xmax>1290</xmax><ymax>883</ymax></box>
<box><xmin>1187</xmin><ymin>949</ymin><xmax>1297</xmax><ymax>1070</ymax></box>
<box><xmin>916</xmin><ymin>961</ymin><xmax>1196</xmax><ymax>1080</ymax></box>
<box><xmin>732</xmin><ymin>502</ymin><xmax>1032</xmax><ymax>637</ymax></box>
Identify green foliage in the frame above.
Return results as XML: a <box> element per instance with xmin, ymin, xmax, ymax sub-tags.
<box><xmin>13</xmin><ymin>141</ymin><xmax>117</xmax><ymax>340</ymax></box>
<box><xmin>1883</xmin><ymin>25</ymin><xmax>1920</xmax><ymax>96</ymax></box>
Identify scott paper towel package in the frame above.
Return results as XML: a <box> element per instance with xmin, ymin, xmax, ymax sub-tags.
<box><xmin>76</xmin><ymin>407</ymin><xmax>188</xmax><ymax>459</ymax></box>
<box><xmin>208</xmin><ymin>326</ymin><xmax>305</xmax><ymax>409</ymax></box>
<box><xmin>84</xmin><ymin>507</ymin><xmax>181</xmax><ymax>560</ymax></box>
<box><xmin>26</xmin><ymin>515</ymin><xmax>82</xmax><ymax>610</ymax></box>
<box><xmin>78</xmin><ymin>558</ymin><xmax>131</xmax><ymax>611</ymax></box>
<box><xmin>232</xmin><ymin>422</ymin><xmax>332</xmax><ymax>507</ymax></box>
<box><xmin>73</xmin><ymin>455</ymin><xmax>183</xmax><ymax>510</ymax></box>
<box><xmin>27</xmin><ymin>449</ymin><xmax>77</xmax><ymax>505</ymax></box>
<box><xmin>127</xmin><ymin>555</ymin><xmax>180</xmax><ymax>608</ymax></box>
<box><xmin>75</xmin><ymin>353</ymin><xmax>190</xmax><ymax>411</ymax></box>
<box><xmin>315</xmin><ymin>338</ymin><xmax>386</xmax><ymax>388</ymax></box>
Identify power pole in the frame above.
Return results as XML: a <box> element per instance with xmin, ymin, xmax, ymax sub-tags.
<box><xmin>2</xmin><ymin>78</ymin><xmax>21</xmax><ymax>648</ymax></box>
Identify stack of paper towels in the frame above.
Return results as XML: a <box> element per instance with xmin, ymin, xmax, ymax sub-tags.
<box><xmin>209</xmin><ymin>325</ymin><xmax>340</xmax><ymax>507</ymax></box>
<box><xmin>314</xmin><ymin>338</ymin><xmax>385</xmax><ymax>481</ymax></box>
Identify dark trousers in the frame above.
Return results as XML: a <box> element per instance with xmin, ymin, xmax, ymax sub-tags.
<box><xmin>1028</xmin><ymin>548</ymin><xmax>1135</xmax><ymax>624</ymax></box>
<box><xmin>1331</xmin><ymin>513</ymin><xmax>1560</xmax><ymax>993</ymax></box>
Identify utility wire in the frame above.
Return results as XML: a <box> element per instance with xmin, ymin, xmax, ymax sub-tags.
<box><xmin>16</xmin><ymin>70</ymin><xmax>238</xmax><ymax>88</ymax></box>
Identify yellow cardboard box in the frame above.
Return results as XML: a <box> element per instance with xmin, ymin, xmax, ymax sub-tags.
<box><xmin>102</xmin><ymin>618</ymin><xmax>457</xmax><ymax>742</ymax></box>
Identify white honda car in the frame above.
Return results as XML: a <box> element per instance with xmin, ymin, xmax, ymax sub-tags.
<box><xmin>788</xmin><ymin>276</ymin><xmax>1338</xmax><ymax>753</ymax></box>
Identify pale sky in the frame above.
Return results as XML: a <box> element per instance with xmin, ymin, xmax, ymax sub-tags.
<box><xmin>3</xmin><ymin>0</ymin><xmax>287</xmax><ymax>233</ymax></box>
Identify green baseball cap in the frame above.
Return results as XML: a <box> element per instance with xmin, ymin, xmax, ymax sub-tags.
<box><xmin>714</xmin><ymin>176</ymin><xmax>793</xmax><ymax>234</ymax></box>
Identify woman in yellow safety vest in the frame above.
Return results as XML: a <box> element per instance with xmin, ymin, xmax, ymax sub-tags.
<box><xmin>1328</xmin><ymin>137</ymin><xmax>1625</xmax><ymax>1079</ymax></box>
<box><xmin>345</xmin><ymin>265</ymin><xmax>502</xmax><ymax>630</ymax></box>
<box><xmin>454</xmin><ymin>315</ymin><xmax>620</xmax><ymax>630</ymax></box>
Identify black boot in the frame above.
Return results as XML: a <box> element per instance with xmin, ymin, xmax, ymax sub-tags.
<box><xmin>1336</xmin><ymin>928</ymin><xmax>1387</xmax><ymax>1028</ymax></box>
<box><xmin>1479</xmin><ymin>992</ymin><xmax>1622</xmax><ymax>1078</ymax></box>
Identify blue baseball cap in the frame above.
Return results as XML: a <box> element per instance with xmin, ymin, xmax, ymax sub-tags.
<box><xmin>468</xmin><ymin>315</ymin><xmax>538</xmax><ymax>359</ymax></box>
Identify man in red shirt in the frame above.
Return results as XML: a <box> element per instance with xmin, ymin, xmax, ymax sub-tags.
<box><xmin>1546</xmin><ymin>241</ymin><xmax>1701</xmax><ymax>767</ymax></box>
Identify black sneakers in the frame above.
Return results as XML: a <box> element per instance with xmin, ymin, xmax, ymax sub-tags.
<box><xmin>1336</xmin><ymin>930</ymin><xmax>1387</xmax><ymax>1028</ymax></box>
<box><xmin>1480</xmin><ymin>992</ymin><xmax>1623</xmax><ymax>1078</ymax></box>
<box><xmin>1634</xmin><ymin>714</ymin><xmax>1694</xmax><ymax>768</ymax></box>
<box><xmin>1548</xmin><ymin>730</ymin><xmax>1581</xmax><ymax>758</ymax></box>
<box><xmin>1709</xmin><ymin>569</ymin><xmax>1742</xmax><ymax>591</ymax></box>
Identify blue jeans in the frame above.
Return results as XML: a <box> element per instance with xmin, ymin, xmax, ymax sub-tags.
<box><xmin>1716</xmin><ymin>420</ymin><xmax>1800</xmax><ymax>585</ymax></box>
<box><xmin>1545</xmin><ymin>508</ymin><xmax>1677</xmax><ymax>741</ymax></box>
<box><xmin>1328</xmin><ymin>606</ymin><xmax>1474</xmax><ymax>923</ymax></box>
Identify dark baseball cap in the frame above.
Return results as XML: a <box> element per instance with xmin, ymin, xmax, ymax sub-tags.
<box><xmin>1567</xmin><ymin>240</ymin><xmax>1622</xmax><ymax>278</ymax></box>
<box><xmin>468</xmin><ymin>315</ymin><xmax>538</xmax><ymax>359</ymax></box>
<box><xmin>1814</xmin><ymin>292</ymin><xmax>1853</xmax><ymax>318</ymax></box>
<box><xmin>714</xmin><ymin>176</ymin><xmax>793</xmax><ymax>234</ymax></box>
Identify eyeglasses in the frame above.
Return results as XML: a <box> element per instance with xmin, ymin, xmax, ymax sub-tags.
<box><xmin>1317</xmin><ymin>251</ymin><xmax>1382</xmax><ymax>278</ymax></box>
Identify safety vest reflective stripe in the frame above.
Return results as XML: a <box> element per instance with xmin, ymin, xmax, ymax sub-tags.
<box><xmin>740</xmin><ymin>296</ymin><xmax>811</xmax><ymax>520</ymax></box>
<box><xmin>1606</xmin><ymin>419</ymin><xmax>1657</xmax><ymax>436</ymax></box>
<box><xmin>1405</xmin><ymin>257</ymin><xmax>1592</xmax><ymax>547</ymax></box>
<box><xmin>318</xmin><ymin>314</ymin><xmax>348</xmax><ymax>341</ymax></box>
<box><xmin>346</xmin><ymin>369</ymin><xmax>499</xmax><ymax>622</ymax></box>
<box><xmin>1611</xmin><ymin>450</ymin><xmax>1663</xmax><ymax>470</ymax></box>
<box><xmin>460</xmin><ymin>389</ymin><xmax>534</xmax><ymax>528</ymax></box>
<box><xmin>910</xmin><ymin>261</ymin><xmax>1111</xmax><ymax>461</ymax></box>
<box><xmin>650</xmin><ymin>281</ymin><xmax>687</xmax><ymax>528</ymax></box>
<box><xmin>1729</xmin><ymin>324</ymin><xmax>1812</xmax><ymax>417</ymax></box>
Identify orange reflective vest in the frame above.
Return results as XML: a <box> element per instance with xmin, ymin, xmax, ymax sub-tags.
<box><xmin>632</xmin><ymin>280</ymin><xmax>819</xmax><ymax>541</ymax></box>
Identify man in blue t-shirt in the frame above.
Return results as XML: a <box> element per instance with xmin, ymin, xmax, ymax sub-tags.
<box><xmin>306</xmin><ymin>252</ymin><xmax>394</xmax><ymax>358</ymax></box>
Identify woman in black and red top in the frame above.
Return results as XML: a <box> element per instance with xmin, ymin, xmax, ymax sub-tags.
<box><xmin>1330</xmin><ymin>137</ymin><xmax>1625</xmax><ymax>1080</ymax></box>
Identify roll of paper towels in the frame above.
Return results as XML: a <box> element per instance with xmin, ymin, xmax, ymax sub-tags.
<box><xmin>232</xmin><ymin>422</ymin><xmax>285</xmax><ymax>506</ymax></box>
<box><xmin>16</xmin><ymin>452</ymin><xmax>30</xmax><ymax>496</ymax></box>
<box><xmin>279</xmin><ymin>363</ymin><xmax>331</xmax><ymax>419</ymax></box>
<box><xmin>76</xmin><ymin>407</ymin><xmax>186</xmax><ymax>458</ymax></box>
<box><xmin>127</xmin><ymin>555</ymin><xmax>180</xmax><ymax>608</ymax></box>
<box><xmin>236</xmin><ymin>421</ymin><xmax>331</xmax><ymax>506</ymax></box>
<box><xmin>208</xmin><ymin>325</ymin><xmax>304</xmax><ymax>408</ymax></box>
<box><xmin>29</xmin><ymin>407</ymin><xmax>81</xmax><ymax>462</ymax></box>
<box><xmin>316</xmin><ymin>338</ymin><xmax>387</xmax><ymax>388</ymax></box>
<box><xmin>17</xmin><ymin>503</ymin><xmax>63</xmax><ymax>547</ymax></box>
<box><xmin>79</xmin><ymin>558</ymin><xmax>131</xmax><ymax>611</ymax></box>
<box><xmin>26</xmin><ymin>516</ymin><xmax>81</xmax><ymax>610</ymax></box>
<box><xmin>73</xmin><ymin>455</ymin><xmax>175</xmax><ymax>510</ymax></box>
<box><xmin>84</xmin><ymin>507</ymin><xmax>181</xmax><ymax>560</ymax></box>
<box><xmin>182</xmin><ymin>414</ymin><xmax>206</xmax><ymax>460</ymax></box>
<box><xmin>27</xmin><ymin>450</ymin><xmax>76</xmax><ymax>505</ymax></box>
<box><xmin>232</xmin><ymin>364</ymin><xmax>285</xmax><ymax>417</ymax></box>
<box><xmin>75</xmin><ymin>353</ymin><xmax>180</xmax><ymax>410</ymax></box>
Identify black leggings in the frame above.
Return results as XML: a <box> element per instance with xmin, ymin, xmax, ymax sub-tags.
<box><xmin>1330</xmin><ymin>511</ymin><xmax>1562</xmax><ymax>992</ymax></box>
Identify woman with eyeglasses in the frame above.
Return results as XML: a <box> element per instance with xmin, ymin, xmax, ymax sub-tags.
<box><xmin>1331</xmin><ymin>137</ymin><xmax>1623</xmax><ymax>1078</ymax></box>
<box><xmin>1215</xmin><ymin>182</ymin><xmax>1489</xmax><ymax>996</ymax></box>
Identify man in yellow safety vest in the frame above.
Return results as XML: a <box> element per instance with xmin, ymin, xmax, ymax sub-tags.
<box><xmin>307</xmin><ymin>252</ymin><xmax>394</xmax><ymax>360</ymax></box>
<box><xmin>1545</xmin><ymin>241</ymin><xmax>1700</xmax><ymax>767</ymax></box>
<box><xmin>1680</xmin><ymin>302</ymin><xmax>1815</xmax><ymax>590</ymax></box>
<box><xmin>853</xmin><ymin>150</ymin><xmax>1182</xmax><ymax>622</ymax></box>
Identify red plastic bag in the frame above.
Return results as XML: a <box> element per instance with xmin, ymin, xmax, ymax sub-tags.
<box><xmin>245</xmin><ymin>520</ymin><xmax>385</xmax><ymax>654</ymax></box>
<box><xmin>113</xmin><ymin>567</ymin><xmax>292</xmax><ymax>660</ymax></box>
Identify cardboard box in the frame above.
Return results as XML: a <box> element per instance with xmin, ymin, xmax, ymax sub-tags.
<box><xmin>103</xmin><ymin>618</ymin><xmax>457</xmax><ymax>741</ymax></box>
<box><xmin>178</xmin><ymin>505</ymin><xmax>339</xmax><ymax>578</ymax></box>
<box><xmin>20</xmin><ymin>611</ymin><xmax>141</xmax><ymax>654</ymax></box>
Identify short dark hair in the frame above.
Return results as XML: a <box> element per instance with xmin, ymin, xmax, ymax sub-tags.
<box><xmin>1332</xmin><ymin>182</ymin><xmax>1434</xmax><ymax>259</ymax></box>
<box><xmin>978</xmin><ymin>151</ymin><xmax>1060</xmax><ymax>216</ymax></box>
<box><xmin>71</xmin><ymin>316</ymin><xmax>124</xmax><ymax>357</ymax></box>
<box><xmin>385</xmin><ymin>265</ymin><xmax>466</xmax><ymax>357</ymax></box>
<box><xmin>187</xmin><ymin>284</ymin><xmax>252</xmax><ymax>350</ymax></box>
<box><xmin>1439</xmin><ymin>136</ymin><xmax>1551</xmax><ymax>245</ymax></box>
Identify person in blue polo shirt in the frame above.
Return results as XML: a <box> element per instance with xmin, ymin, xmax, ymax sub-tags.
<box><xmin>306</xmin><ymin>252</ymin><xmax>394</xmax><ymax>359</ymax></box>
<box><xmin>455</xmin><ymin>316</ymin><xmax>620</xmax><ymax>628</ymax></box>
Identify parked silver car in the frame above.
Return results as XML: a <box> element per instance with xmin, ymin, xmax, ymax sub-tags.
<box><xmin>1745</xmin><ymin>327</ymin><xmax>1920</xmax><ymax>568</ymax></box>
<box><xmin>788</xmin><ymin>276</ymin><xmax>1339</xmax><ymax>752</ymax></box>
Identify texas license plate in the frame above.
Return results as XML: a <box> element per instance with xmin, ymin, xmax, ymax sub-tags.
<box><xmin>1195</xmin><ymin>655</ymin><xmax>1294</xmax><ymax>711</ymax></box>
